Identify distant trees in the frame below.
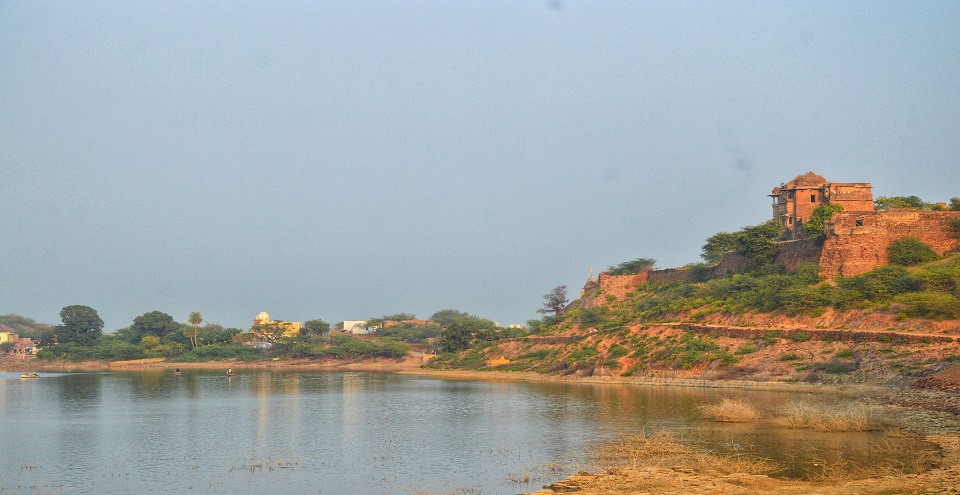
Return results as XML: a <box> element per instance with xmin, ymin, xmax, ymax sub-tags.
<box><xmin>187</xmin><ymin>311</ymin><xmax>202</xmax><ymax>348</ymax></box>
<box><xmin>606</xmin><ymin>258</ymin><xmax>656</xmax><ymax>275</ymax></box>
<box><xmin>55</xmin><ymin>305</ymin><xmax>103</xmax><ymax>346</ymax></box>
<box><xmin>253</xmin><ymin>322</ymin><xmax>287</xmax><ymax>343</ymax></box>
<box><xmin>439</xmin><ymin>320</ymin><xmax>477</xmax><ymax>353</ymax></box>
<box><xmin>382</xmin><ymin>313</ymin><xmax>417</xmax><ymax>322</ymax></box>
<box><xmin>429</xmin><ymin>309</ymin><xmax>496</xmax><ymax>329</ymax></box>
<box><xmin>537</xmin><ymin>285</ymin><xmax>569</xmax><ymax>316</ymax></box>
<box><xmin>873</xmin><ymin>195</ymin><xmax>957</xmax><ymax>211</ymax></box>
<box><xmin>737</xmin><ymin>220</ymin><xmax>786</xmax><ymax>268</ymax></box>
<box><xmin>130</xmin><ymin>311</ymin><xmax>183</xmax><ymax>343</ymax></box>
<box><xmin>701</xmin><ymin>232</ymin><xmax>737</xmax><ymax>265</ymax></box>
<box><xmin>302</xmin><ymin>319</ymin><xmax>331</xmax><ymax>337</ymax></box>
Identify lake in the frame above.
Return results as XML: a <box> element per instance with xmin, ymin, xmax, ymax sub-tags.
<box><xmin>0</xmin><ymin>369</ymin><xmax>924</xmax><ymax>494</ymax></box>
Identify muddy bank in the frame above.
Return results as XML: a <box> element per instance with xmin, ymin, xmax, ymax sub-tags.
<box><xmin>526</xmin><ymin>384</ymin><xmax>960</xmax><ymax>495</ymax></box>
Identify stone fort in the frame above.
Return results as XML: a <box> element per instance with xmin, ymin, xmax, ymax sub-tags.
<box><xmin>588</xmin><ymin>172</ymin><xmax>959</xmax><ymax>294</ymax></box>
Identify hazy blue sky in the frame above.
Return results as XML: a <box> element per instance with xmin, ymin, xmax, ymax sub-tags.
<box><xmin>2</xmin><ymin>1</ymin><xmax>958</xmax><ymax>331</ymax></box>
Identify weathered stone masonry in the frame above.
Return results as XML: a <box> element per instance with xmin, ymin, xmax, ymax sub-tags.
<box><xmin>583</xmin><ymin>173</ymin><xmax>958</xmax><ymax>298</ymax></box>
<box><xmin>819</xmin><ymin>210</ymin><xmax>960</xmax><ymax>279</ymax></box>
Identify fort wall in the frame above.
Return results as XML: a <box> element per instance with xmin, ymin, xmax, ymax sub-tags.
<box><xmin>819</xmin><ymin>210</ymin><xmax>960</xmax><ymax>279</ymax></box>
<box><xmin>774</xmin><ymin>238</ymin><xmax>823</xmax><ymax>272</ymax></box>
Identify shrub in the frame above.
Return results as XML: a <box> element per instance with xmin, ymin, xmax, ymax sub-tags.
<box><xmin>580</xmin><ymin>307</ymin><xmax>604</xmax><ymax>327</ymax></box>
<box><xmin>607</xmin><ymin>345</ymin><xmax>629</xmax><ymax>359</ymax></box>
<box><xmin>735</xmin><ymin>343</ymin><xmax>758</xmax><ymax>355</ymax></box>
<box><xmin>896</xmin><ymin>292</ymin><xmax>960</xmax><ymax>320</ymax></box>
<box><xmin>772</xmin><ymin>400</ymin><xmax>889</xmax><ymax>431</ymax></box>
<box><xmin>779</xmin><ymin>353</ymin><xmax>803</xmax><ymax>361</ymax></box>
<box><xmin>606</xmin><ymin>258</ymin><xmax>656</xmax><ymax>275</ymax></box>
<box><xmin>837</xmin><ymin>265</ymin><xmax>921</xmax><ymax>301</ymax></box>
<box><xmin>888</xmin><ymin>237</ymin><xmax>938</xmax><ymax>266</ymax></box>
<box><xmin>803</xmin><ymin>204</ymin><xmax>844</xmax><ymax>237</ymax></box>
<box><xmin>698</xmin><ymin>396</ymin><xmax>761</xmax><ymax>422</ymax></box>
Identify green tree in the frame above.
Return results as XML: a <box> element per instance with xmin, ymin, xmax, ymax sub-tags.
<box><xmin>55</xmin><ymin>305</ymin><xmax>104</xmax><ymax>346</ymax></box>
<box><xmin>253</xmin><ymin>322</ymin><xmax>287</xmax><ymax>343</ymax></box>
<box><xmin>605</xmin><ymin>258</ymin><xmax>656</xmax><ymax>275</ymax></box>
<box><xmin>439</xmin><ymin>320</ymin><xmax>477</xmax><ymax>353</ymax></box>
<box><xmin>382</xmin><ymin>313</ymin><xmax>417</xmax><ymax>321</ymax></box>
<box><xmin>949</xmin><ymin>197</ymin><xmax>960</xmax><ymax>211</ymax></box>
<box><xmin>429</xmin><ymin>309</ymin><xmax>497</xmax><ymax>329</ymax></box>
<box><xmin>187</xmin><ymin>311</ymin><xmax>202</xmax><ymax>349</ymax></box>
<box><xmin>537</xmin><ymin>285</ymin><xmax>569</xmax><ymax>316</ymax></box>
<box><xmin>701</xmin><ymin>232</ymin><xmax>737</xmax><ymax>265</ymax></box>
<box><xmin>302</xmin><ymin>319</ymin><xmax>331</xmax><ymax>337</ymax></box>
<box><xmin>35</xmin><ymin>326</ymin><xmax>57</xmax><ymax>347</ymax></box>
<box><xmin>888</xmin><ymin>237</ymin><xmax>939</xmax><ymax>266</ymax></box>
<box><xmin>874</xmin><ymin>195</ymin><xmax>931</xmax><ymax>210</ymax></box>
<box><xmin>803</xmin><ymin>203</ymin><xmax>844</xmax><ymax>237</ymax></box>
<box><xmin>130</xmin><ymin>311</ymin><xmax>182</xmax><ymax>343</ymax></box>
<box><xmin>733</xmin><ymin>220</ymin><xmax>785</xmax><ymax>268</ymax></box>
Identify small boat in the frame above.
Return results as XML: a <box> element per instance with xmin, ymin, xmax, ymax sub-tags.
<box><xmin>20</xmin><ymin>373</ymin><xmax>40</xmax><ymax>379</ymax></box>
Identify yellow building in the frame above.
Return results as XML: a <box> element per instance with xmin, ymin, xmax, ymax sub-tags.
<box><xmin>251</xmin><ymin>312</ymin><xmax>302</xmax><ymax>340</ymax></box>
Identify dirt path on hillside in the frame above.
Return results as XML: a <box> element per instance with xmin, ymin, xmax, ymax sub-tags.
<box><xmin>658</xmin><ymin>321</ymin><xmax>959</xmax><ymax>341</ymax></box>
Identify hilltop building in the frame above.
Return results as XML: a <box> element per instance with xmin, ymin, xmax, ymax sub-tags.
<box><xmin>578</xmin><ymin>171</ymin><xmax>960</xmax><ymax>300</ymax></box>
<box><xmin>770</xmin><ymin>171</ymin><xmax>874</xmax><ymax>239</ymax></box>
<box><xmin>251</xmin><ymin>312</ymin><xmax>302</xmax><ymax>340</ymax></box>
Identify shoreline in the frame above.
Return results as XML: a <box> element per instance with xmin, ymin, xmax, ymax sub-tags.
<box><xmin>5</xmin><ymin>356</ymin><xmax>887</xmax><ymax>395</ymax></box>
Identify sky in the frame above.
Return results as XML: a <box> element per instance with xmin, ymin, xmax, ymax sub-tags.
<box><xmin>2</xmin><ymin>1</ymin><xmax>959</xmax><ymax>331</ymax></box>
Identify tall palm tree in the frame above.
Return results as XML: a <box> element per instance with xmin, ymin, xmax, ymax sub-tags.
<box><xmin>188</xmin><ymin>311</ymin><xmax>202</xmax><ymax>348</ymax></box>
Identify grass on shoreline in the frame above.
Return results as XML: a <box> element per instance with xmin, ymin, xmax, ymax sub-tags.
<box><xmin>697</xmin><ymin>395</ymin><xmax>892</xmax><ymax>432</ymax></box>
<box><xmin>697</xmin><ymin>396</ymin><xmax>762</xmax><ymax>422</ymax></box>
<box><xmin>772</xmin><ymin>399</ymin><xmax>891</xmax><ymax>432</ymax></box>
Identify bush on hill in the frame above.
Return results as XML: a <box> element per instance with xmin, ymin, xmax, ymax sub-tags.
<box><xmin>888</xmin><ymin>237</ymin><xmax>939</xmax><ymax>266</ymax></box>
<box><xmin>606</xmin><ymin>258</ymin><xmax>656</xmax><ymax>275</ymax></box>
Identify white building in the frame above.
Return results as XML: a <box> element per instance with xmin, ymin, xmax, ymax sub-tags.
<box><xmin>343</xmin><ymin>320</ymin><xmax>374</xmax><ymax>335</ymax></box>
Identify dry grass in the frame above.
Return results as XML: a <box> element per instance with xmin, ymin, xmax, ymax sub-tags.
<box><xmin>698</xmin><ymin>396</ymin><xmax>762</xmax><ymax>422</ymax></box>
<box><xmin>771</xmin><ymin>400</ymin><xmax>890</xmax><ymax>432</ymax></box>
<box><xmin>804</xmin><ymin>438</ymin><xmax>942</xmax><ymax>482</ymax></box>
<box><xmin>590</xmin><ymin>431</ymin><xmax>781</xmax><ymax>476</ymax></box>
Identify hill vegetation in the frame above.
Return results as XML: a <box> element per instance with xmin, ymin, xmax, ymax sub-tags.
<box><xmin>427</xmin><ymin>206</ymin><xmax>960</xmax><ymax>383</ymax></box>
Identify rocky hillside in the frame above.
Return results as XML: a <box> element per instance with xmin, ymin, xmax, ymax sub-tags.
<box><xmin>431</xmin><ymin>256</ymin><xmax>960</xmax><ymax>387</ymax></box>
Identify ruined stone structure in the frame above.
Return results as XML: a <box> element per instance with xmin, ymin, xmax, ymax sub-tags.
<box><xmin>770</xmin><ymin>172</ymin><xmax>873</xmax><ymax>239</ymax></box>
<box><xmin>576</xmin><ymin>172</ymin><xmax>958</xmax><ymax>302</ymax></box>
<box><xmin>771</xmin><ymin>172</ymin><xmax>959</xmax><ymax>278</ymax></box>
<box><xmin>819</xmin><ymin>209</ymin><xmax>960</xmax><ymax>279</ymax></box>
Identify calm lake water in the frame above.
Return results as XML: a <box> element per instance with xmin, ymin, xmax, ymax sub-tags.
<box><xmin>0</xmin><ymin>370</ymin><xmax>924</xmax><ymax>494</ymax></box>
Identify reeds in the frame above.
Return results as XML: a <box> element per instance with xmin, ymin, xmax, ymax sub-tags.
<box><xmin>698</xmin><ymin>396</ymin><xmax>762</xmax><ymax>422</ymax></box>
<box><xmin>771</xmin><ymin>399</ymin><xmax>890</xmax><ymax>432</ymax></box>
<box><xmin>699</xmin><ymin>396</ymin><xmax>891</xmax><ymax>431</ymax></box>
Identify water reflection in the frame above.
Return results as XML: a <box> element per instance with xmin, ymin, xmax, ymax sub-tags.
<box><xmin>0</xmin><ymin>371</ymin><xmax>933</xmax><ymax>495</ymax></box>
